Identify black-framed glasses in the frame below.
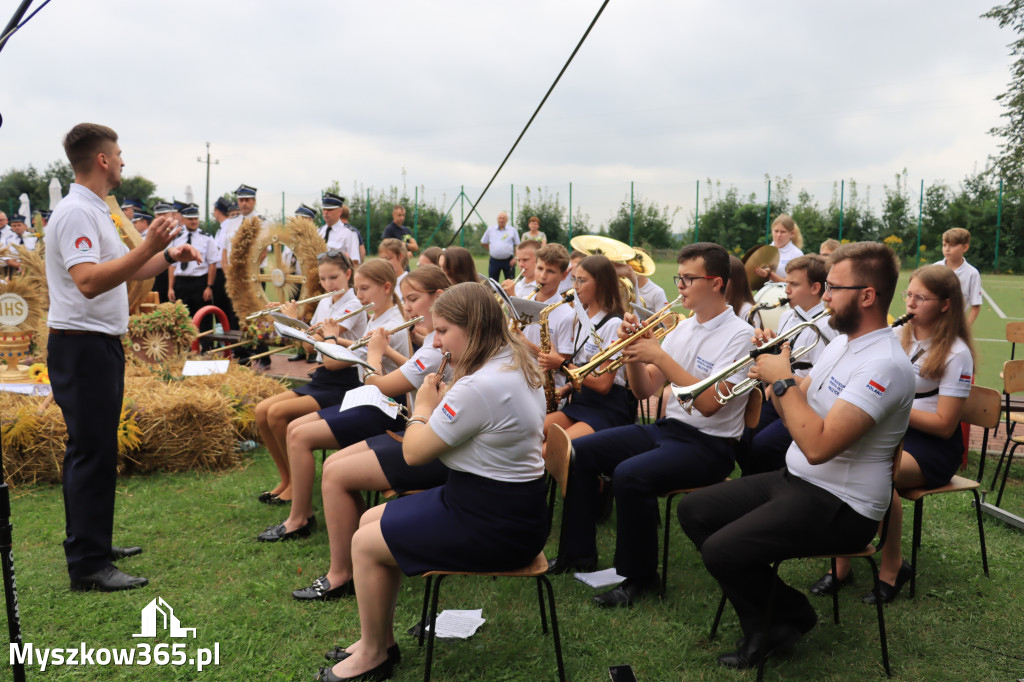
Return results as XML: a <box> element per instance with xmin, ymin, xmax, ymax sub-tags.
<box><xmin>901</xmin><ymin>290</ymin><xmax>939</xmax><ymax>304</ymax></box>
<box><xmin>317</xmin><ymin>248</ymin><xmax>346</xmax><ymax>262</ymax></box>
<box><xmin>824</xmin><ymin>282</ymin><xmax>868</xmax><ymax>294</ymax></box>
<box><xmin>673</xmin><ymin>274</ymin><xmax>718</xmax><ymax>287</ymax></box>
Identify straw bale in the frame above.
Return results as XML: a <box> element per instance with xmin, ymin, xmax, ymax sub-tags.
<box><xmin>0</xmin><ymin>394</ymin><xmax>67</xmax><ymax>485</ymax></box>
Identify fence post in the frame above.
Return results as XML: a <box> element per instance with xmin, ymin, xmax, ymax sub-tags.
<box><xmin>838</xmin><ymin>179</ymin><xmax>844</xmax><ymax>241</ymax></box>
<box><xmin>510</xmin><ymin>184</ymin><xmax>514</xmax><ymax>225</ymax></box>
<box><xmin>764</xmin><ymin>179</ymin><xmax>771</xmax><ymax>242</ymax></box>
<box><xmin>629</xmin><ymin>181</ymin><xmax>634</xmax><ymax>247</ymax></box>
<box><xmin>568</xmin><ymin>182</ymin><xmax>573</xmax><ymax>241</ymax></box>
<box><xmin>366</xmin><ymin>188</ymin><xmax>371</xmax><ymax>249</ymax></box>
<box><xmin>916</xmin><ymin>179</ymin><xmax>924</xmax><ymax>265</ymax></box>
<box><xmin>414</xmin><ymin>186</ymin><xmax>419</xmax><ymax>241</ymax></box>
<box><xmin>695</xmin><ymin>179</ymin><xmax>700</xmax><ymax>242</ymax></box>
<box><xmin>995</xmin><ymin>178</ymin><xmax>1003</xmax><ymax>273</ymax></box>
<box><xmin>460</xmin><ymin>185</ymin><xmax>465</xmax><ymax>248</ymax></box>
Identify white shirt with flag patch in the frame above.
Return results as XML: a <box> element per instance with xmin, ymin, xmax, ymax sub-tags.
<box><xmin>786</xmin><ymin>327</ymin><xmax>915</xmax><ymax>521</ymax></box>
<box><xmin>351</xmin><ymin>304</ymin><xmax>410</xmax><ymax>380</ymax></box>
<box><xmin>524</xmin><ymin>292</ymin><xmax>574</xmax><ymax>392</ymax></box>
<box><xmin>905</xmin><ymin>335</ymin><xmax>973</xmax><ymax>413</ymax></box>
<box><xmin>398</xmin><ymin>331</ymin><xmax>453</xmax><ymax>389</ymax></box>
<box><xmin>572</xmin><ymin>311</ymin><xmax>626</xmax><ymax>387</ymax></box>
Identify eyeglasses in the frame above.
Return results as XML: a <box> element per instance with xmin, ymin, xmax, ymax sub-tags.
<box><xmin>673</xmin><ymin>274</ymin><xmax>718</xmax><ymax>287</ymax></box>
<box><xmin>902</xmin><ymin>290</ymin><xmax>939</xmax><ymax>304</ymax></box>
<box><xmin>571</xmin><ymin>276</ymin><xmax>590</xmax><ymax>286</ymax></box>
<box><xmin>823</xmin><ymin>282</ymin><xmax>868</xmax><ymax>294</ymax></box>
<box><xmin>317</xmin><ymin>248</ymin><xmax>347</xmax><ymax>262</ymax></box>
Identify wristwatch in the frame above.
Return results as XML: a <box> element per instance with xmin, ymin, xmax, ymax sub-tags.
<box><xmin>772</xmin><ymin>378</ymin><xmax>797</xmax><ymax>397</ymax></box>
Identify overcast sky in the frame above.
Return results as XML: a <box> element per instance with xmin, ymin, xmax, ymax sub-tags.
<box><xmin>0</xmin><ymin>0</ymin><xmax>1014</xmax><ymax>232</ymax></box>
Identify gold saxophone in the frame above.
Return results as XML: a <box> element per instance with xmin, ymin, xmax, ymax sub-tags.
<box><xmin>538</xmin><ymin>289</ymin><xmax>575</xmax><ymax>413</ymax></box>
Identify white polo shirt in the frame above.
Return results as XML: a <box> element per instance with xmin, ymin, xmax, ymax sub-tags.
<box><xmin>313</xmin><ymin>288</ymin><xmax>368</xmax><ymax>342</ymax></box>
<box><xmin>170</xmin><ymin>228</ymin><xmax>220</xmax><ymax>276</ymax></box>
<box><xmin>429</xmin><ymin>348</ymin><xmax>545</xmax><ymax>482</ymax></box>
<box><xmin>774</xmin><ymin>242</ymin><xmax>804</xmax><ymax>278</ymax></box>
<box><xmin>935</xmin><ymin>258</ymin><xmax>982</xmax><ymax>308</ymax></box>
<box><xmin>905</xmin><ymin>335</ymin><xmax>973</xmax><ymax>413</ymax></box>
<box><xmin>395</xmin><ymin>271</ymin><xmax>407</xmax><ymax>302</ymax></box>
<box><xmin>786</xmin><ymin>327</ymin><xmax>915</xmax><ymax>521</ymax></box>
<box><xmin>662</xmin><ymin>306</ymin><xmax>755</xmax><ymax>439</ymax></box>
<box><xmin>514</xmin><ymin>278</ymin><xmax>538</xmax><ymax>299</ymax></box>
<box><xmin>351</xmin><ymin>304</ymin><xmax>410</xmax><ymax>379</ymax></box>
<box><xmin>399</xmin><ymin>331</ymin><xmax>454</xmax><ymax>390</ymax></box>
<box><xmin>775</xmin><ymin>301</ymin><xmax>837</xmax><ymax>378</ymax></box>
<box><xmin>637</xmin><ymin>279</ymin><xmax>669</xmax><ymax>312</ymax></box>
<box><xmin>45</xmin><ymin>184</ymin><xmax>130</xmax><ymax>335</ymax></box>
<box><xmin>524</xmin><ymin>292</ymin><xmax>575</xmax><ymax>391</ymax></box>
<box><xmin>480</xmin><ymin>225</ymin><xmax>519</xmax><ymax>260</ymax></box>
<box><xmin>320</xmin><ymin>221</ymin><xmax>361</xmax><ymax>265</ymax></box>
<box><xmin>572</xmin><ymin>312</ymin><xmax>626</xmax><ymax>388</ymax></box>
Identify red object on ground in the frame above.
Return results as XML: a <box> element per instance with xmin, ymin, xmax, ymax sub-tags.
<box><xmin>191</xmin><ymin>305</ymin><xmax>230</xmax><ymax>353</ymax></box>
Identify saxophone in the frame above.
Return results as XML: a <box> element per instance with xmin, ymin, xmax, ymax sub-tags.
<box><xmin>538</xmin><ymin>289</ymin><xmax>575</xmax><ymax>413</ymax></box>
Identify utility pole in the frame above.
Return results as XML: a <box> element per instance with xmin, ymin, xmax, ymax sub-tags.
<box><xmin>196</xmin><ymin>142</ymin><xmax>219</xmax><ymax>225</ymax></box>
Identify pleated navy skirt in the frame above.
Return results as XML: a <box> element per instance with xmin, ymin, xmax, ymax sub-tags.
<box><xmin>292</xmin><ymin>366</ymin><xmax>361</xmax><ymax>408</ymax></box>
<box><xmin>561</xmin><ymin>383</ymin><xmax>633</xmax><ymax>432</ymax></box>
<box><xmin>903</xmin><ymin>423</ymin><xmax>965</xmax><ymax>488</ymax></box>
<box><xmin>380</xmin><ymin>470</ymin><xmax>548</xmax><ymax>576</ymax></box>
<box><xmin>318</xmin><ymin>396</ymin><xmax>407</xmax><ymax>450</ymax></box>
<box><xmin>366</xmin><ymin>432</ymin><xmax>450</xmax><ymax>494</ymax></box>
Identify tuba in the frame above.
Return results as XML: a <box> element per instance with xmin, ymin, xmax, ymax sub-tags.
<box><xmin>538</xmin><ymin>289</ymin><xmax>575</xmax><ymax>413</ymax></box>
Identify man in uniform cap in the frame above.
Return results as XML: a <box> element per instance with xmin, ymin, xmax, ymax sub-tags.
<box><xmin>150</xmin><ymin>203</ymin><xmax>175</xmax><ymax>302</ymax></box>
<box><xmin>2</xmin><ymin>214</ymin><xmax>37</xmax><ymax>273</ymax></box>
<box><xmin>320</xmin><ymin>192</ymin><xmax>361</xmax><ymax>266</ymax></box>
<box><xmin>168</xmin><ymin>204</ymin><xmax>219</xmax><ymax>318</ymax></box>
<box><xmin>213</xmin><ymin>184</ymin><xmax>260</xmax><ymax>329</ymax></box>
<box><xmin>295</xmin><ymin>204</ymin><xmax>317</xmax><ymax>220</ymax></box>
<box><xmin>131</xmin><ymin>211</ymin><xmax>152</xmax><ymax>236</ymax></box>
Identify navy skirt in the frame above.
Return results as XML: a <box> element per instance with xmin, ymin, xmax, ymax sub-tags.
<box><xmin>903</xmin><ymin>423</ymin><xmax>965</xmax><ymax>488</ymax></box>
<box><xmin>561</xmin><ymin>383</ymin><xmax>633</xmax><ymax>432</ymax></box>
<box><xmin>366</xmin><ymin>432</ymin><xmax>450</xmax><ymax>494</ymax></box>
<box><xmin>380</xmin><ymin>470</ymin><xmax>548</xmax><ymax>576</ymax></box>
<box><xmin>318</xmin><ymin>396</ymin><xmax>407</xmax><ymax>450</ymax></box>
<box><xmin>292</xmin><ymin>366</ymin><xmax>361</xmax><ymax>409</ymax></box>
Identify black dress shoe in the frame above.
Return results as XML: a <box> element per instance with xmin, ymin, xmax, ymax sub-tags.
<box><xmin>325</xmin><ymin>643</ymin><xmax>400</xmax><ymax>664</ymax></box>
<box><xmin>717</xmin><ymin>621</ymin><xmax>811</xmax><ymax>670</ymax></box>
<box><xmin>306</xmin><ymin>354</ymin><xmax>318</xmax><ymax>363</ymax></box>
<box><xmin>110</xmin><ymin>546</ymin><xmax>143</xmax><ymax>561</ymax></box>
<box><xmin>258</xmin><ymin>491</ymin><xmax>289</xmax><ymax>506</ymax></box>
<box><xmin>287</xmin><ymin>352</ymin><xmax>308</xmax><ymax>362</ymax></box>
<box><xmin>293</xmin><ymin>575</ymin><xmax>354</xmax><ymax>601</ymax></box>
<box><xmin>257</xmin><ymin>516</ymin><xmax>316</xmax><ymax>542</ymax></box>
<box><xmin>809</xmin><ymin>570</ymin><xmax>854</xmax><ymax>596</ymax></box>
<box><xmin>593</xmin><ymin>576</ymin><xmax>659</xmax><ymax>608</ymax></box>
<box><xmin>547</xmin><ymin>554</ymin><xmax>598</xmax><ymax>575</ymax></box>
<box><xmin>862</xmin><ymin>560</ymin><xmax>912</xmax><ymax>605</ymax></box>
<box><xmin>316</xmin><ymin>657</ymin><xmax>393</xmax><ymax>682</ymax></box>
<box><xmin>70</xmin><ymin>565</ymin><xmax>148</xmax><ymax>592</ymax></box>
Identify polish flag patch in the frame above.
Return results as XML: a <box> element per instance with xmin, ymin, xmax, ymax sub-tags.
<box><xmin>866</xmin><ymin>376</ymin><xmax>889</xmax><ymax>398</ymax></box>
<box><xmin>441</xmin><ymin>402</ymin><xmax>457</xmax><ymax>422</ymax></box>
<box><xmin>414</xmin><ymin>358</ymin><xmax>427</xmax><ymax>373</ymax></box>
<box><xmin>74</xmin><ymin>237</ymin><xmax>92</xmax><ymax>252</ymax></box>
<box><xmin>959</xmin><ymin>373</ymin><xmax>972</xmax><ymax>384</ymax></box>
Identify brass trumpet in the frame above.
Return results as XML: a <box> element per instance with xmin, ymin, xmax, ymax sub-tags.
<box><xmin>562</xmin><ymin>295</ymin><xmax>683</xmax><ymax>390</ymax></box>
<box><xmin>746</xmin><ymin>296</ymin><xmax>790</xmax><ymax>326</ymax></box>
<box><xmin>307</xmin><ymin>302</ymin><xmax>374</xmax><ymax>335</ymax></box>
<box><xmin>349</xmin><ymin>316</ymin><xmax>424</xmax><ymax>350</ymax></box>
<box><xmin>671</xmin><ymin>308</ymin><xmax>831</xmax><ymax>413</ymax></box>
<box><xmin>245</xmin><ymin>290</ymin><xmax>334</xmax><ymax>320</ymax></box>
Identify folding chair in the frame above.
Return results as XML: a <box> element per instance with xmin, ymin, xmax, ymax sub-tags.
<box><xmin>709</xmin><ymin>441</ymin><xmax>904</xmax><ymax>681</ymax></box>
<box><xmin>416</xmin><ymin>424</ymin><xmax>571</xmax><ymax>682</ymax></box>
<box><xmin>990</xmin><ymin>359</ymin><xmax>1024</xmax><ymax>506</ymax></box>
<box><xmin>900</xmin><ymin>385</ymin><xmax>999</xmax><ymax>597</ymax></box>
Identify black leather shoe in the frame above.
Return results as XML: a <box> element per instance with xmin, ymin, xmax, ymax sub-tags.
<box><xmin>593</xmin><ymin>576</ymin><xmax>659</xmax><ymax>608</ymax></box>
<box><xmin>306</xmin><ymin>354</ymin><xmax>318</xmax><ymax>363</ymax></box>
<box><xmin>547</xmin><ymin>554</ymin><xmax>598</xmax><ymax>575</ymax></box>
<box><xmin>293</xmin><ymin>575</ymin><xmax>354</xmax><ymax>601</ymax></box>
<box><xmin>70</xmin><ymin>565</ymin><xmax>148</xmax><ymax>592</ymax></box>
<box><xmin>862</xmin><ymin>560</ymin><xmax>912</xmax><ymax>605</ymax></box>
<box><xmin>257</xmin><ymin>516</ymin><xmax>316</xmax><ymax>542</ymax></box>
<box><xmin>110</xmin><ymin>546</ymin><xmax>142</xmax><ymax>561</ymax></box>
<box><xmin>288</xmin><ymin>352</ymin><xmax>308</xmax><ymax>362</ymax></box>
<box><xmin>717</xmin><ymin>621</ymin><xmax>811</xmax><ymax>670</ymax></box>
<box><xmin>316</xmin><ymin>657</ymin><xmax>393</xmax><ymax>681</ymax></box>
<box><xmin>325</xmin><ymin>643</ymin><xmax>400</xmax><ymax>664</ymax></box>
<box><xmin>809</xmin><ymin>570</ymin><xmax>854</xmax><ymax>596</ymax></box>
<box><xmin>258</xmin><ymin>491</ymin><xmax>289</xmax><ymax>506</ymax></box>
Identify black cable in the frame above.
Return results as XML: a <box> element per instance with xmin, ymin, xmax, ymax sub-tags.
<box><xmin>445</xmin><ymin>0</ymin><xmax>611</xmax><ymax>247</ymax></box>
<box><xmin>0</xmin><ymin>0</ymin><xmax>51</xmax><ymax>53</ymax></box>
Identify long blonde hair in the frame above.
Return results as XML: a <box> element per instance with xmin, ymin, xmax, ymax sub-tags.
<box><xmin>430</xmin><ymin>282</ymin><xmax>542</xmax><ymax>389</ymax></box>
<box><xmin>900</xmin><ymin>264</ymin><xmax>975</xmax><ymax>380</ymax></box>
<box><xmin>356</xmin><ymin>258</ymin><xmax>402</xmax><ymax>317</ymax></box>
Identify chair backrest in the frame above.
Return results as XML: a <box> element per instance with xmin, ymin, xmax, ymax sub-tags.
<box><xmin>545</xmin><ymin>424</ymin><xmax>573</xmax><ymax>500</ymax></box>
<box><xmin>1003</xmin><ymin>359</ymin><xmax>1024</xmax><ymax>396</ymax></box>
<box><xmin>1006</xmin><ymin>321</ymin><xmax>1024</xmax><ymax>357</ymax></box>
<box><xmin>963</xmin><ymin>385</ymin><xmax>1002</xmax><ymax>430</ymax></box>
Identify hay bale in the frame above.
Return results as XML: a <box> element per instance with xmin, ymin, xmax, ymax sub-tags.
<box><xmin>0</xmin><ymin>394</ymin><xmax>67</xmax><ymax>485</ymax></box>
<box><xmin>185</xmin><ymin>364</ymin><xmax>285</xmax><ymax>440</ymax></box>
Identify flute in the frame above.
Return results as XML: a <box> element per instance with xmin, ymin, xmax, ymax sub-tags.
<box><xmin>307</xmin><ymin>302</ymin><xmax>374</xmax><ymax>335</ymax></box>
<box><xmin>435</xmin><ymin>351</ymin><xmax>451</xmax><ymax>387</ymax></box>
<box><xmin>349</xmin><ymin>316</ymin><xmax>425</xmax><ymax>350</ymax></box>
<box><xmin>245</xmin><ymin>290</ymin><xmax>334</xmax><ymax>320</ymax></box>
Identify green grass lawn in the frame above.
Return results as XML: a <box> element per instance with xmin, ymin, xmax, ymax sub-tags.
<box><xmin>3</xmin><ymin>446</ymin><xmax>1023</xmax><ymax>680</ymax></box>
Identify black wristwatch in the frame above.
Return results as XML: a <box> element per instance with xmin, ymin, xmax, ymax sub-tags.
<box><xmin>771</xmin><ymin>378</ymin><xmax>797</xmax><ymax>397</ymax></box>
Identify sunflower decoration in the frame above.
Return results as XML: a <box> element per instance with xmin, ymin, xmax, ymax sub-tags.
<box><xmin>28</xmin><ymin>362</ymin><xmax>49</xmax><ymax>384</ymax></box>
<box><xmin>117</xmin><ymin>401</ymin><xmax>142</xmax><ymax>456</ymax></box>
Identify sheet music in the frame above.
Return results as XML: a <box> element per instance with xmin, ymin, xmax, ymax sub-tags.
<box><xmin>182</xmin><ymin>360</ymin><xmax>230</xmax><ymax>376</ymax></box>
<box><xmin>339</xmin><ymin>385</ymin><xmax>402</xmax><ymax>419</ymax></box>
<box><xmin>574</xmin><ymin>568</ymin><xmax>625</xmax><ymax>589</ymax></box>
<box><xmin>425</xmin><ymin>609</ymin><xmax>486</xmax><ymax>639</ymax></box>
<box><xmin>274</xmin><ymin>321</ymin><xmax>316</xmax><ymax>345</ymax></box>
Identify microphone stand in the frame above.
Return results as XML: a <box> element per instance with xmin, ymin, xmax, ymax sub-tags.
<box><xmin>1</xmin><ymin>5</ymin><xmax>39</xmax><ymax>681</ymax></box>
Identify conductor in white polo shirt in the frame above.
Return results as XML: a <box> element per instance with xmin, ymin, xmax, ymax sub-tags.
<box><xmin>46</xmin><ymin>123</ymin><xmax>201</xmax><ymax>592</ymax></box>
<box><xmin>481</xmin><ymin>210</ymin><xmax>519</xmax><ymax>281</ymax></box>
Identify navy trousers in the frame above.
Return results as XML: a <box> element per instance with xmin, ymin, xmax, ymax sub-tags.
<box><xmin>48</xmin><ymin>333</ymin><xmax>125</xmax><ymax>579</ymax></box>
<box><xmin>488</xmin><ymin>256</ymin><xmax>515</xmax><ymax>282</ymax></box>
<box><xmin>738</xmin><ymin>399</ymin><xmax>792</xmax><ymax>476</ymax></box>
<box><xmin>561</xmin><ymin>418</ymin><xmax>737</xmax><ymax>581</ymax></box>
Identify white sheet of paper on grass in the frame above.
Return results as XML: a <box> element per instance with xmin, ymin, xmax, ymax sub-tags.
<box><xmin>182</xmin><ymin>360</ymin><xmax>230</xmax><ymax>376</ymax></box>
<box><xmin>425</xmin><ymin>609</ymin><xmax>486</xmax><ymax>639</ymax></box>
<box><xmin>574</xmin><ymin>567</ymin><xmax>625</xmax><ymax>589</ymax></box>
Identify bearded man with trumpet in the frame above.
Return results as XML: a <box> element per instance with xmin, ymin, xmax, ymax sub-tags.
<box><xmin>677</xmin><ymin>242</ymin><xmax>914</xmax><ymax>671</ymax></box>
<box><xmin>550</xmin><ymin>243</ymin><xmax>755</xmax><ymax>608</ymax></box>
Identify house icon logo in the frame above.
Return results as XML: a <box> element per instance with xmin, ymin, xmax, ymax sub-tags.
<box><xmin>132</xmin><ymin>597</ymin><xmax>197</xmax><ymax>639</ymax></box>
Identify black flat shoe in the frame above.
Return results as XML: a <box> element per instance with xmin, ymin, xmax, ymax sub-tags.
<box><xmin>325</xmin><ymin>643</ymin><xmax>400</xmax><ymax>664</ymax></box>
<box><xmin>110</xmin><ymin>545</ymin><xmax>143</xmax><ymax>561</ymax></box>
<box><xmin>257</xmin><ymin>490</ymin><xmax>280</xmax><ymax>504</ymax></box>
<box><xmin>70</xmin><ymin>565</ymin><xmax>148</xmax><ymax>592</ymax></box>
<box><xmin>593</xmin><ymin>576</ymin><xmax>659</xmax><ymax>608</ymax></box>
<box><xmin>316</xmin><ymin>657</ymin><xmax>393</xmax><ymax>681</ymax></box>
<box><xmin>547</xmin><ymin>554</ymin><xmax>598</xmax><ymax>575</ymax></box>
<box><xmin>293</xmin><ymin>575</ymin><xmax>354</xmax><ymax>601</ymax></box>
<box><xmin>306</xmin><ymin>355</ymin><xmax>318</xmax><ymax>363</ymax></box>
<box><xmin>717</xmin><ymin>618</ymin><xmax>814</xmax><ymax>670</ymax></box>
<box><xmin>809</xmin><ymin>570</ymin><xmax>854</xmax><ymax>596</ymax></box>
<box><xmin>257</xmin><ymin>516</ymin><xmax>316</xmax><ymax>542</ymax></box>
<box><xmin>862</xmin><ymin>560</ymin><xmax>912</xmax><ymax>605</ymax></box>
<box><xmin>287</xmin><ymin>352</ymin><xmax>308</xmax><ymax>362</ymax></box>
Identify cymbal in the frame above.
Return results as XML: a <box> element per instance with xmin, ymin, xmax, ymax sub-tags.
<box><xmin>743</xmin><ymin>244</ymin><xmax>779</xmax><ymax>290</ymax></box>
<box><xmin>570</xmin><ymin>235</ymin><xmax>635</xmax><ymax>262</ymax></box>
<box><xmin>626</xmin><ymin>246</ymin><xmax>656</xmax><ymax>276</ymax></box>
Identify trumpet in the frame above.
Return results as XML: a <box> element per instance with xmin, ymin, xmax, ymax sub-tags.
<box><xmin>307</xmin><ymin>302</ymin><xmax>374</xmax><ymax>335</ymax></box>
<box><xmin>891</xmin><ymin>312</ymin><xmax>915</xmax><ymax>328</ymax></box>
<box><xmin>746</xmin><ymin>296</ymin><xmax>790</xmax><ymax>326</ymax></box>
<box><xmin>562</xmin><ymin>295</ymin><xmax>683</xmax><ymax>391</ymax></box>
<box><xmin>245</xmin><ymin>290</ymin><xmax>334</xmax><ymax>320</ymax></box>
<box><xmin>349</xmin><ymin>316</ymin><xmax>424</xmax><ymax>350</ymax></box>
<box><xmin>671</xmin><ymin>308</ymin><xmax>831</xmax><ymax>413</ymax></box>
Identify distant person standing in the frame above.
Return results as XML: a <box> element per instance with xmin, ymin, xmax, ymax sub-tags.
<box><xmin>381</xmin><ymin>205</ymin><xmax>418</xmax><ymax>256</ymax></box>
<box><xmin>521</xmin><ymin>215</ymin><xmax>547</xmax><ymax>245</ymax></box>
<box><xmin>46</xmin><ymin>122</ymin><xmax>200</xmax><ymax>592</ymax></box>
<box><xmin>320</xmin><ymin>192</ymin><xmax>361</xmax><ymax>266</ymax></box>
<box><xmin>210</xmin><ymin>196</ymin><xmax>234</xmax><ymax>326</ymax></box>
<box><xmin>0</xmin><ymin>211</ymin><xmax>10</xmax><ymax>242</ymax></box>
<box><xmin>168</xmin><ymin>203</ymin><xmax>219</xmax><ymax>317</ymax></box>
<box><xmin>936</xmin><ymin>227</ymin><xmax>982</xmax><ymax>327</ymax></box>
<box><xmin>1</xmin><ymin>214</ymin><xmax>38</xmax><ymax>273</ymax></box>
<box><xmin>482</xmin><ymin>210</ymin><xmax>519</xmax><ymax>281</ymax></box>
<box><xmin>214</xmin><ymin>184</ymin><xmax>260</xmax><ymax>328</ymax></box>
